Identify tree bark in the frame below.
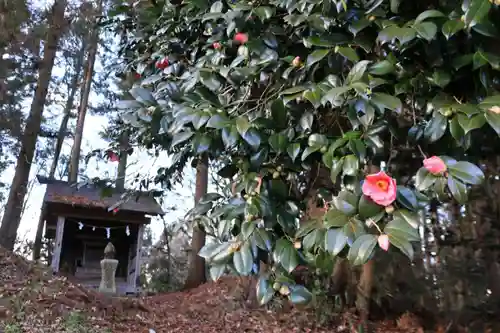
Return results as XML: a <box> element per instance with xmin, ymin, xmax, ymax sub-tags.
<box><xmin>68</xmin><ymin>0</ymin><xmax>102</xmax><ymax>183</ymax></box>
<box><xmin>115</xmin><ymin>132</ymin><xmax>129</xmax><ymax>192</ymax></box>
<box><xmin>48</xmin><ymin>41</ymin><xmax>86</xmax><ymax>179</ymax></box>
<box><xmin>0</xmin><ymin>0</ymin><xmax>68</xmax><ymax>250</ymax></box>
<box><xmin>32</xmin><ymin>40</ymin><xmax>86</xmax><ymax>261</ymax></box>
<box><xmin>183</xmin><ymin>154</ymin><xmax>208</xmax><ymax>290</ymax></box>
<box><xmin>357</xmin><ymin>260</ymin><xmax>374</xmax><ymax>321</ymax></box>
<box><xmin>356</xmin><ymin>164</ymin><xmax>381</xmax><ymax>320</ymax></box>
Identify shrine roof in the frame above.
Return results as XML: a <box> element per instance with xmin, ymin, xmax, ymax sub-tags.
<box><xmin>37</xmin><ymin>176</ymin><xmax>164</xmax><ymax>216</ymax></box>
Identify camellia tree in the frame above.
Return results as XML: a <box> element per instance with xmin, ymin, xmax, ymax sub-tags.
<box><xmin>109</xmin><ymin>0</ymin><xmax>500</xmax><ymax>319</ymax></box>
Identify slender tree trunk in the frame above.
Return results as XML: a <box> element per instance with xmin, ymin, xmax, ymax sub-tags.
<box><xmin>68</xmin><ymin>0</ymin><xmax>102</xmax><ymax>183</ymax></box>
<box><xmin>356</xmin><ymin>164</ymin><xmax>380</xmax><ymax>321</ymax></box>
<box><xmin>0</xmin><ymin>0</ymin><xmax>68</xmax><ymax>250</ymax></box>
<box><xmin>115</xmin><ymin>132</ymin><xmax>129</xmax><ymax>191</ymax></box>
<box><xmin>32</xmin><ymin>41</ymin><xmax>86</xmax><ymax>261</ymax></box>
<box><xmin>183</xmin><ymin>154</ymin><xmax>208</xmax><ymax>290</ymax></box>
<box><xmin>49</xmin><ymin>41</ymin><xmax>86</xmax><ymax>179</ymax></box>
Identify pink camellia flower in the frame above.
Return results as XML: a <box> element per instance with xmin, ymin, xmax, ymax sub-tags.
<box><xmin>234</xmin><ymin>32</ymin><xmax>248</xmax><ymax>44</ymax></box>
<box><xmin>378</xmin><ymin>234</ymin><xmax>390</xmax><ymax>251</ymax></box>
<box><xmin>213</xmin><ymin>42</ymin><xmax>222</xmax><ymax>50</ymax></box>
<box><xmin>362</xmin><ymin>171</ymin><xmax>397</xmax><ymax>207</ymax></box>
<box><xmin>423</xmin><ymin>156</ymin><xmax>447</xmax><ymax>175</ymax></box>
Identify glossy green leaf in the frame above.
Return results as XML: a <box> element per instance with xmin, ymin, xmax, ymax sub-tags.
<box><xmin>333</xmin><ymin>191</ymin><xmax>358</xmax><ymax>216</ymax></box>
<box><xmin>413</xmin><ymin>22</ymin><xmax>437</xmax><ymax>41</ymax></box>
<box><xmin>222</xmin><ymin>126</ymin><xmax>239</xmax><ymax>148</ymax></box>
<box><xmin>457</xmin><ymin>113</ymin><xmax>486</xmax><ymax>134</ymax></box>
<box><xmin>415</xmin><ymin>9</ymin><xmax>445</xmax><ymax>23</ymax></box>
<box><xmin>325</xmin><ymin>228</ymin><xmax>348</xmax><ymax>256</ymax></box>
<box><xmin>479</xmin><ymin>95</ymin><xmax>500</xmax><ymax>109</ymax></box>
<box><xmin>200</xmin><ymin>72</ymin><xmax>221</xmax><ymax>91</ymax></box>
<box><xmin>300</xmin><ymin>111</ymin><xmax>314</xmax><ymax>131</ymax></box>
<box><xmin>358</xmin><ymin>195</ymin><xmax>383</xmax><ymax>219</ymax></box>
<box><xmin>337</xmin><ymin>46</ymin><xmax>359</xmax><ymax>62</ymax></box>
<box><xmin>256</xmin><ymin>276</ymin><xmax>274</xmax><ymax>305</ymax></box>
<box><xmin>346</xmin><ymin>60</ymin><xmax>370</xmax><ymax>84</ymax></box>
<box><xmin>242</xmin><ymin>128</ymin><xmax>261</xmax><ymax>149</ymax></box>
<box><xmin>415</xmin><ymin>167</ymin><xmax>437</xmax><ymax>191</ymax></box>
<box><xmin>388</xmin><ymin>234</ymin><xmax>414</xmax><ymax>260</ymax></box>
<box><xmin>369</xmin><ymin>60</ymin><xmax>395</xmax><ymax>75</ymax></box>
<box><xmin>288</xmin><ymin>285</ymin><xmax>313</xmax><ymax>305</ymax></box>
<box><xmin>448</xmin><ymin>161</ymin><xmax>485</xmax><ymax>185</ymax></box>
<box><xmin>347</xmin><ymin>234</ymin><xmax>377</xmax><ymax>266</ymax></box>
<box><xmin>342</xmin><ymin>155</ymin><xmax>359</xmax><ymax>176</ymax></box>
<box><xmin>464</xmin><ymin>0</ymin><xmax>491</xmax><ymax>27</ymax></box>
<box><xmin>306</xmin><ymin>49</ymin><xmax>330</xmax><ymax>67</ymax></box>
<box><xmin>271</xmin><ymin>99</ymin><xmax>287</xmax><ymax>128</ymax></box>
<box><xmin>324</xmin><ymin>209</ymin><xmax>349</xmax><ymax>227</ymax></box>
<box><xmin>287</xmin><ymin>143</ymin><xmax>301</xmax><ymax>161</ymax></box>
<box><xmin>384</xmin><ymin>217</ymin><xmax>420</xmax><ymax>242</ymax></box>
<box><xmin>485</xmin><ymin>111</ymin><xmax>500</xmax><ymax>135</ymax></box>
<box><xmin>241</xmin><ymin>221</ymin><xmax>257</xmax><ymax>239</ymax></box>
<box><xmin>209</xmin><ymin>264</ymin><xmax>226</xmax><ymax>281</ymax></box>
<box><xmin>308</xmin><ymin>133</ymin><xmax>328</xmax><ymax>148</ymax></box>
<box><xmin>393</xmin><ymin>209</ymin><xmax>420</xmax><ymax>229</ymax></box>
<box><xmin>396</xmin><ymin>186</ymin><xmax>418</xmax><ymax>211</ymax></box>
<box><xmin>370</xmin><ymin>93</ymin><xmax>402</xmax><ymax>113</ymax></box>
<box><xmin>233</xmin><ymin>242</ymin><xmax>253</xmax><ymax>276</ymax></box>
<box><xmin>424</xmin><ymin>112</ymin><xmax>447</xmax><ymax>142</ymax></box>
<box><xmin>278</xmin><ymin>240</ymin><xmax>299</xmax><ymax>273</ymax></box>
<box><xmin>442</xmin><ymin>19</ymin><xmax>465</xmax><ymax>39</ymax></box>
<box><xmin>447</xmin><ymin>176</ymin><xmax>468</xmax><ymax>204</ymax></box>
<box><xmin>254</xmin><ymin>6</ymin><xmax>274</xmax><ymax>21</ymax></box>
<box><xmin>269</xmin><ymin>133</ymin><xmax>288</xmax><ymax>154</ymax></box>
<box><xmin>171</xmin><ymin>131</ymin><xmax>194</xmax><ymax>148</ymax></box>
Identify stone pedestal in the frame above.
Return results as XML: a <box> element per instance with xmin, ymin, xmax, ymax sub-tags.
<box><xmin>99</xmin><ymin>242</ymin><xmax>118</xmax><ymax>295</ymax></box>
<box><xmin>99</xmin><ymin>258</ymin><xmax>118</xmax><ymax>294</ymax></box>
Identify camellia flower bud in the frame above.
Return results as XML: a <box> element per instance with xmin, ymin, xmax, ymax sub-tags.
<box><xmin>234</xmin><ymin>32</ymin><xmax>248</xmax><ymax>44</ymax></box>
<box><xmin>155</xmin><ymin>57</ymin><xmax>169</xmax><ymax>70</ymax></box>
<box><xmin>378</xmin><ymin>234</ymin><xmax>390</xmax><ymax>251</ymax></box>
<box><xmin>489</xmin><ymin>106</ymin><xmax>500</xmax><ymax>114</ymax></box>
<box><xmin>294</xmin><ymin>241</ymin><xmax>302</xmax><ymax>249</ymax></box>
<box><xmin>385</xmin><ymin>205</ymin><xmax>395</xmax><ymax>214</ymax></box>
<box><xmin>423</xmin><ymin>156</ymin><xmax>447</xmax><ymax>175</ymax></box>
<box><xmin>237</xmin><ymin>45</ymin><xmax>249</xmax><ymax>57</ymax></box>
<box><xmin>279</xmin><ymin>285</ymin><xmax>290</xmax><ymax>296</ymax></box>
<box><xmin>213</xmin><ymin>42</ymin><xmax>222</xmax><ymax>50</ymax></box>
<box><xmin>292</xmin><ymin>56</ymin><xmax>301</xmax><ymax>67</ymax></box>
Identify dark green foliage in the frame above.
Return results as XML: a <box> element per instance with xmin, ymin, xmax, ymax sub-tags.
<box><xmin>109</xmin><ymin>0</ymin><xmax>499</xmax><ymax>306</ymax></box>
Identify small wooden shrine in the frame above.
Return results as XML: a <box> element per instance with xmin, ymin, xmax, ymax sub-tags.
<box><xmin>36</xmin><ymin>176</ymin><xmax>164</xmax><ymax>295</ymax></box>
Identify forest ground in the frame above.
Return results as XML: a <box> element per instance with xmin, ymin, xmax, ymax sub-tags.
<box><xmin>0</xmin><ymin>247</ymin><xmax>490</xmax><ymax>333</ymax></box>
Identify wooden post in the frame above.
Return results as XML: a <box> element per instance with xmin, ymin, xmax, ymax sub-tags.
<box><xmin>133</xmin><ymin>224</ymin><xmax>144</xmax><ymax>292</ymax></box>
<box><xmin>51</xmin><ymin>216</ymin><xmax>65</xmax><ymax>274</ymax></box>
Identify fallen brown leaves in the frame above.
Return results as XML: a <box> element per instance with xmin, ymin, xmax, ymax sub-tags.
<box><xmin>0</xmin><ymin>247</ymin><xmax>491</xmax><ymax>333</ymax></box>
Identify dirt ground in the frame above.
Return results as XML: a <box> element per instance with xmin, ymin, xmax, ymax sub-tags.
<box><xmin>0</xmin><ymin>247</ymin><xmax>492</xmax><ymax>333</ymax></box>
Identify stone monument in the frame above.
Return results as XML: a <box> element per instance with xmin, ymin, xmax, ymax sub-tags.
<box><xmin>99</xmin><ymin>242</ymin><xmax>119</xmax><ymax>295</ymax></box>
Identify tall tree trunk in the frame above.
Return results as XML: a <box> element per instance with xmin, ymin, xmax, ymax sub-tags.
<box><xmin>183</xmin><ymin>154</ymin><xmax>208</xmax><ymax>290</ymax></box>
<box><xmin>49</xmin><ymin>41</ymin><xmax>86</xmax><ymax>179</ymax></box>
<box><xmin>0</xmin><ymin>0</ymin><xmax>68</xmax><ymax>250</ymax></box>
<box><xmin>32</xmin><ymin>40</ymin><xmax>86</xmax><ymax>261</ymax></box>
<box><xmin>356</xmin><ymin>164</ymin><xmax>380</xmax><ymax>321</ymax></box>
<box><xmin>68</xmin><ymin>0</ymin><xmax>102</xmax><ymax>183</ymax></box>
<box><xmin>115</xmin><ymin>132</ymin><xmax>128</xmax><ymax>191</ymax></box>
